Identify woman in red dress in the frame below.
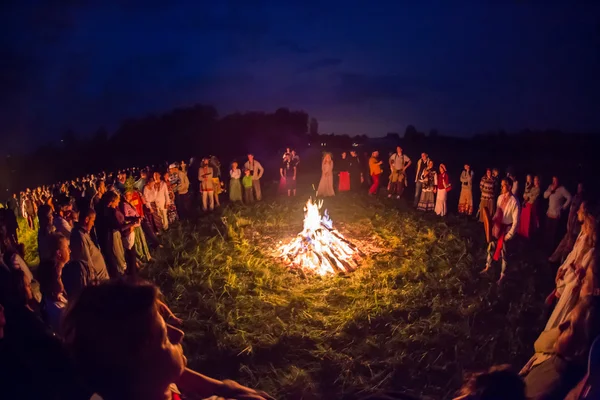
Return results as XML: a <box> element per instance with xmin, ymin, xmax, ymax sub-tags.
<box><xmin>518</xmin><ymin>175</ymin><xmax>540</xmax><ymax>238</ymax></box>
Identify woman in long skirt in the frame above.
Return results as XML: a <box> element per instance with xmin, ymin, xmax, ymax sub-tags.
<box><xmin>417</xmin><ymin>160</ymin><xmax>437</xmax><ymax>212</ymax></box>
<box><xmin>163</xmin><ymin>172</ymin><xmax>178</xmax><ymax>224</ymax></box>
<box><xmin>229</xmin><ymin>162</ymin><xmax>243</xmax><ymax>202</ymax></box>
<box><xmin>338</xmin><ymin>152</ymin><xmax>351</xmax><ymax>192</ymax></box>
<box><xmin>317</xmin><ymin>153</ymin><xmax>335</xmax><ymax>197</ymax></box>
<box><xmin>210</xmin><ymin>156</ymin><xmax>222</xmax><ymax>207</ymax></box>
<box><xmin>434</xmin><ymin>164</ymin><xmax>450</xmax><ymax>216</ymax></box>
<box><xmin>458</xmin><ymin>164</ymin><xmax>473</xmax><ymax>215</ymax></box>
<box><xmin>518</xmin><ymin>175</ymin><xmax>540</xmax><ymax>238</ymax></box>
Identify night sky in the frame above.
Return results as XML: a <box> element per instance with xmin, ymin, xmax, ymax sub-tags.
<box><xmin>2</xmin><ymin>1</ymin><xmax>599</xmax><ymax>152</ymax></box>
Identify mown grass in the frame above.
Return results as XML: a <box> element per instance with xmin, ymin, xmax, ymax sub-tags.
<box><xmin>144</xmin><ymin>193</ymin><xmax>554</xmax><ymax>400</ymax></box>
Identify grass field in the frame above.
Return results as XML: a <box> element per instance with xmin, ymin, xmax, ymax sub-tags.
<box><xmin>12</xmin><ymin>187</ymin><xmax>553</xmax><ymax>399</ymax></box>
<box><xmin>139</xmin><ymin>191</ymin><xmax>553</xmax><ymax>400</ymax></box>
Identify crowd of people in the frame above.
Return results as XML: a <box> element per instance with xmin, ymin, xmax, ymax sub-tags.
<box><xmin>0</xmin><ymin>144</ymin><xmax>598</xmax><ymax>399</ymax></box>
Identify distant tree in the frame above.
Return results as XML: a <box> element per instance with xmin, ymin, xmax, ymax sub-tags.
<box><xmin>428</xmin><ymin>129</ymin><xmax>439</xmax><ymax>138</ymax></box>
<box><xmin>309</xmin><ymin>117</ymin><xmax>319</xmax><ymax>136</ymax></box>
<box><xmin>386</xmin><ymin>132</ymin><xmax>400</xmax><ymax>141</ymax></box>
<box><xmin>404</xmin><ymin>125</ymin><xmax>417</xmax><ymax>138</ymax></box>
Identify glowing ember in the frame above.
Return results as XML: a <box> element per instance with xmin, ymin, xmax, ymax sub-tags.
<box><xmin>278</xmin><ymin>198</ymin><xmax>363</xmax><ymax>276</ymax></box>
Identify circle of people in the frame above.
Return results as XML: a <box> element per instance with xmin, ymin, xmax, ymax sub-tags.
<box><xmin>0</xmin><ymin>146</ymin><xmax>598</xmax><ymax>400</ymax></box>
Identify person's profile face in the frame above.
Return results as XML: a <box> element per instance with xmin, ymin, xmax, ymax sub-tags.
<box><xmin>87</xmin><ymin>214</ymin><xmax>96</xmax><ymax>231</ymax></box>
<box><xmin>501</xmin><ymin>180</ymin><xmax>510</xmax><ymax>194</ymax></box>
<box><xmin>248</xmin><ymin>154</ymin><xmax>254</xmax><ymax>161</ymax></box>
<box><xmin>147</xmin><ymin>309</ymin><xmax>186</xmax><ymax>387</ymax></box>
<box><xmin>427</xmin><ymin>160</ymin><xmax>433</xmax><ymax>168</ymax></box>
<box><xmin>153</xmin><ymin>172</ymin><xmax>161</xmax><ymax>182</ymax></box>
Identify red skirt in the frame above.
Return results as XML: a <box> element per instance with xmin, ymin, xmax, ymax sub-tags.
<box><xmin>518</xmin><ymin>202</ymin><xmax>538</xmax><ymax>238</ymax></box>
<box><xmin>339</xmin><ymin>172</ymin><xmax>350</xmax><ymax>191</ymax></box>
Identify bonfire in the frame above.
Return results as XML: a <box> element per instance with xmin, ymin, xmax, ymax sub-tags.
<box><xmin>278</xmin><ymin>198</ymin><xmax>363</xmax><ymax>276</ymax></box>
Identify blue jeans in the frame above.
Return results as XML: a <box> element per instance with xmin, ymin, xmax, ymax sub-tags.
<box><xmin>413</xmin><ymin>181</ymin><xmax>423</xmax><ymax>206</ymax></box>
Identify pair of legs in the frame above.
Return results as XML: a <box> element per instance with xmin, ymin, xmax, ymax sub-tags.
<box><xmin>252</xmin><ymin>179</ymin><xmax>262</xmax><ymax>201</ymax></box>
<box><xmin>413</xmin><ymin>181</ymin><xmax>423</xmax><ymax>206</ymax></box>
<box><xmin>244</xmin><ymin>187</ymin><xmax>254</xmax><ymax>203</ymax></box>
<box><xmin>201</xmin><ymin>190</ymin><xmax>215</xmax><ymax>211</ymax></box>
<box><xmin>482</xmin><ymin>239</ymin><xmax>509</xmax><ymax>283</ymax></box>
<box><xmin>369</xmin><ymin>174</ymin><xmax>380</xmax><ymax>195</ymax></box>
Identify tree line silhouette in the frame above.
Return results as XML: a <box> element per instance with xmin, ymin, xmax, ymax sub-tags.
<box><xmin>1</xmin><ymin>103</ymin><xmax>599</xmax><ymax>198</ymax></box>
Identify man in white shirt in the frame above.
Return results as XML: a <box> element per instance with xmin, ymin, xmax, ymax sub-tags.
<box><xmin>243</xmin><ymin>153</ymin><xmax>265</xmax><ymax>201</ymax></box>
<box><xmin>543</xmin><ymin>176</ymin><xmax>572</xmax><ymax>246</ymax></box>
<box><xmin>143</xmin><ymin>172</ymin><xmax>170</xmax><ymax>230</ymax></box>
<box><xmin>481</xmin><ymin>177</ymin><xmax>520</xmax><ymax>284</ymax></box>
<box><xmin>388</xmin><ymin>146</ymin><xmax>412</xmax><ymax>199</ymax></box>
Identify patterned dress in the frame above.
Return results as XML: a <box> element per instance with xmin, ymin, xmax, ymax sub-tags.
<box><xmin>458</xmin><ymin>170</ymin><xmax>474</xmax><ymax>215</ymax></box>
<box><xmin>165</xmin><ymin>182</ymin><xmax>178</xmax><ymax>224</ymax></box>
<box><xmin>417</xmin><ymin>168</ymin><xmax>437</xmax><ymax>212</ymax></box>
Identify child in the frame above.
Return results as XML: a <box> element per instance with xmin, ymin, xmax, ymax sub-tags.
<box><xmin>242</xmin><ymin>169</ymin><xmax>254</xmax><ymax>203</ymax></box>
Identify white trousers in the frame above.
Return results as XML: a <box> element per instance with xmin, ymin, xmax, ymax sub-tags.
<box><xmin>435</xmin><ymin>188</ymin><xmax>447</xmax><ymax>216</ymax></box>
<box><xmin>202</xmin><ymin>191</ymin><xmax>214</xmax><ymax>211</ymax></box>
<box><xmin>157</xmin><ymin>207</ymin><xmax>168</xmax><ymax>230</ymax></box>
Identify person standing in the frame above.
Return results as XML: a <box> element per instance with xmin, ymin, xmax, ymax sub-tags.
<box><xmin>70</xmin><ymin>208</ymin><xmax>109</xmax><ymax>281</ymax></box>
<box><xmin>348</xmin><ymin>150</ymin><xmax>364</xmax><ymax>191</ymax></box>
<box><xmin>458</xmin><ymin>164</ymin><xmax>474</xmax><ymax>216</ymax></box>
<box><xmin>198</xmin><ymin>158</ymin><xmax>215</xmax><ymax>212</ymax></box>
<box><xmin>242</xmin><ymin>169</ymin><xmax>254</xmax><ymax>203</ymax></box>
<box><xmin>143</xmin><ymin>172</ymin><xmax>170</xmax><ymax>231</ymax></box>
<box><xmin>543</xmin><ymin>176</ymin><xmax>572</xmax><ymax>247</ymax></box>
<box><xmin>244</xmin><ymin>153</ymin><xmax>264</xmax><ymax>201</ymax></box>
<box><xmin>417</xmin><ymin>160</ymin><xmax>437</xmax><ymax>212</ymax></box>
<box><xmin>229</xmin><ymin>162</ymin><xmax>243</xmax><ymax>203</ymax></box>
<box><xmin>434</xmin><ymin>164</ymin><xmax>451</xmax><ymax>216</ymax></box>
<box><xmin>337</xmin><ymin>151</ymin><xmax>351</xmax><ymax>192</ymax></box>
<box><xmin>169</xmin><ymin>163</ymin><xmax>190</xmax><ymax>219</ymax></box>
<box><xmin>478</xmin><ymin>169</ymin><xmax>495</xmax><ymax>222</ymax></box>
<box><xmin>518</xmin><ymin>175</ymin><xmax>540</xmax><ymax>239</ymax></box>
<box><xmin>481</xmin><ymin>177</ymin><xmax>520</xmax><ymax>285</ymax></box>
<box><xmin>413</xmin><ymin>153</ymin><xmax>430</xmax><ymax>207</ymax></box>
<box><xmin>388</xmin><ymin>146</ymin><xmax>412</xmax><ymax>200</ymax></box>
<box><xmin>163</xmin><ymin>172</ymin><xmax>178</xmax><ymax>225</ymax></box>
<box><xmin>280</xmin><ymin>154</ymin><xmax>297</xmax><ymax>197</ymax></box>
<box><xmin>209</xmin><ymin>156</ymin><xmax>222</xmax><ymax>208</ymax></box>
<box><xmin>368</xmin><ymin>151</ymin><xmax>383</xmax><ymax>195</ymax></box>
<box><xmin>317</xmin><ymin>153</ymin><xmax>335</xmax><ymax>197</ymax></box>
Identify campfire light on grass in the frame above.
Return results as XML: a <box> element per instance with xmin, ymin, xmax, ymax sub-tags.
<box><xmin>278</xmin><ymin>198</ymin><xmax>363</xmax><ymax>276</ymax></box>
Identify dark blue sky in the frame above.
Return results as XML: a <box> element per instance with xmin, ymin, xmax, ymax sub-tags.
<box><xmin>1</xmin><ymin>1</ymin><xmax>599</xmax><ymax>152</ymax></box>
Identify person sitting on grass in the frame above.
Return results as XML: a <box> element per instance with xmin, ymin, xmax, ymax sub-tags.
<box><xmin>63</xmin><ymin>280</ymin><xmax>273</xmax><ymax>400</ymax></box>
<box><xmin>520</xmin><ymin>295</ymin><xmax>600</xmax><ymax>400</ymax></box>
<box><xmin>453</xmin><ymin>364</ymin><xmax>525</xmax><ymax>400</ymax></box>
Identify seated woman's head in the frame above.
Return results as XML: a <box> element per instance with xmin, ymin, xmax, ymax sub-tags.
<box><xmin>555</xmin><ymin>295</ymin><xmax>600</xmax><ymax>361</ymax></box>
<box><xmin>62</xmin><ymin>280</ymin><xmax>186</xmax><ymax>399</ymax></box>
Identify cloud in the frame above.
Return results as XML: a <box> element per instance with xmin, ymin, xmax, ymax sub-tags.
<box><xmin>298</xmin><ymin>58</ymin><xmax>342</xmax><ymax>73</ymax></box>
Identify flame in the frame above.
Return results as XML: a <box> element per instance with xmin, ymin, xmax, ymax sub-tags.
<box><xmin>278</xmin><ymin>198</ymin><xmax>362</xmax><ymax>276</ymax></box>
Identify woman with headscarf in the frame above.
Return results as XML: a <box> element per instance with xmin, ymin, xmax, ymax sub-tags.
<box><xmin>316</xmin><ymin>153</ymin><xmax>335</xmax><ymax>197</ymax></box>
<box><xmin>229</xmin><ymin>161</ymin><xmax>243</xmax><ymax>203</ymax></box>
<box><xmin>458</xmin><ymin>164</ymin><xmax>474</xmax><ymax>216</ymax></box>
<box><xmin>417</xmin><ymin>160</ymin><xmax>437</xmax><ymax>212</ymax></box>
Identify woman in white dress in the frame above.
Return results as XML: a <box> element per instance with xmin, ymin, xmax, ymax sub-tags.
<box><xmin>316</xmin><ymin>153</ymin><xmax>335</xmax><ymax>197</ymax></box>
<box><xmin>545</xmin><ymin>207</ymin><xmax>596</xmax><ymax>330</ymax></box>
